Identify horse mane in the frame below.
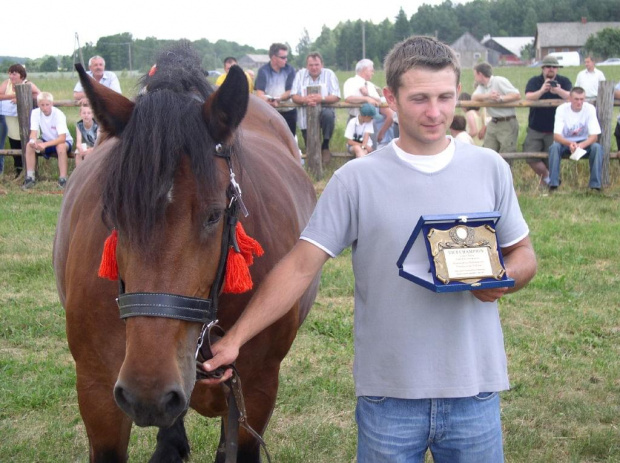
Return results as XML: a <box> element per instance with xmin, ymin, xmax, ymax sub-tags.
<box><xmin>101</xmin><ymin>41</ymin><xmax>237</xmax><ymax>253</ymax></box>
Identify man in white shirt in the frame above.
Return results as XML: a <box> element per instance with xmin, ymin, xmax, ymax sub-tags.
<box><xmin>343</xmin><ymin>59</ymin><xmax>395</xmax><ymax>148</ymax></box>
<box><xmin>574</xmin><ymin>56</ymin><xmax>605</xmax><ymax>98</ymax></box>
<box><xmin>548</xmin><ymin>86</ymin><xmax>603</xmax><ymax>191</ymax></box>
<box><xmin>73</xmin><ymin>56</ymin><xmax>122</xmax><ymax>100</ymax></box>
<box><xmin>291</xmin><ymin>52</ymin><xmax>341</xmax><ymax>164</ymax></box>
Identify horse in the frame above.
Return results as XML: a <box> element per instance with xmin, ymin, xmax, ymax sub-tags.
<box><xmin>53</xmin><ymin>43</ymin><xmax>318</xmax><ymax>462</ymax></box>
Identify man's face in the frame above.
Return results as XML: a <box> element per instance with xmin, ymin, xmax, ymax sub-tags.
<box><xmin>570</xmin><ymin>91</ymin><xmax>585</xmax><ymax>112</ymax></box>
<box><xmin>384</xmin><ymin>67</ymin><xmax>460</xmax><ymax>154</ymax></box>
<box><xmin>270</xmin><ymin>49</ymin><xmax>288</xmax><ymax>71</ymax></box>
<box><xmin>542</xmin><ymin>66</ymin><xmax>558</xmax><ymax>80</ymax></box>
<box><xmin>585</xmin><ymin>58</ymin><xmax>594</xmax><ymax>72</ymax></box>
<box><xmin>473</xmin><ymin>70</ymin><xmax>485</xmax><ymax>85</ymax></box>
<box><xmin>38</xmin><ymin>99</ymin><xmax>53</xmax><ymax>116</ymax></box>
<box><xmin>359</xmin><ymin>65</ymin><xmax>374</xmax><ymax>81</ymax></box>
<box><xmin>89</xmin><ymin>58</ymin><xmax>105</xmax><ymax>79</ymax></box>
<box><xmin>224</xmin><ymin>60</ymin><xmax>237</xmax><ymax>73</ymax></box>
<box><xmin>306</xmin><ymin>57</ymin><xmax>323</xmax><ymax>79</ymax></box>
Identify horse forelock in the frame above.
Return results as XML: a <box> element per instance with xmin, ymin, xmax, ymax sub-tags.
<box><xmin>101</xmin><ymin>88</ymin><xmax>237</xmax><ymax>254</ymax></box>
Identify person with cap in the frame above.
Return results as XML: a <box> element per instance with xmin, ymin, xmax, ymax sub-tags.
<box><xmin>344</xmin><ymin>102</ymin><xmax>376</xmax><ymax>157</ymax></box>
<box><xmin>523</xmin><ymin>55</ymin><xmax>572</xmax><ymax>185</ymax></box>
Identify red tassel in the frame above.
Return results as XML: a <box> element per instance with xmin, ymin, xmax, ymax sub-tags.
<box><xmin>222</xmin><ymin>222</ymin><xmax>264</xmax><ymax>294</ymax></box>
<box><xmin>98</xmin><ymin>229</ymin><xmax>118</xmax><ymax>280</ymax></box>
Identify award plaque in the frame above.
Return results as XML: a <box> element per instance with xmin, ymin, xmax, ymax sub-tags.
<box><xmin>397</xmin><ymin>212</ymin><xmax>515</xmax><ymax>293</ymax></box>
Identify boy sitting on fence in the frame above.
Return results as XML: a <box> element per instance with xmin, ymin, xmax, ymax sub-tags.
<box><xmin>22</xmin><ymin>92</ymin><xmax>73</xmax><ymax>190</ymax></box>
<box><xmin>75</xmin><ymin>104</ymin><xmax>99</xmax><ymax>165</ymax></box>
<box><xmin>345</xmin><ymin>103</ymin><xmax>376</xmax><ymax>158</ymax></box>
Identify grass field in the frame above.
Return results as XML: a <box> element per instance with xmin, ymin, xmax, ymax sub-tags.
<box><xmin>1</xmin><ymin>66</ymin><xmax>620</xmax><ymax>461</ymax></box>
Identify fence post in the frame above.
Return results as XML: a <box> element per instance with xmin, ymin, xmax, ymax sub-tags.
<box><xmin>596</xmin><ymin>81</ymin><xmax>614</xmax><ymax>188</ymax></box>
<box><xmin>15</xmin><ymin>83</ymin><xmax>33</xmax><ymax>175</ymax></box>
<box><xmin>305</xmin><ymin>85</ymin><xmax>322</xmax><ymax>180</ymax></box>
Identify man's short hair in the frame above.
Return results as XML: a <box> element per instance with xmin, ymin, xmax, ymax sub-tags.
<box><xmin>306</xmin><ymin>52</ymin><xmax>323</xmax><ymax>64</ymax></box>
<box><xmin>355</xmin><ymin>59</ymin><xmax>374</xmax><ymax>74</ymax></box>
<box><xmin>88</xmin><ymin>55</ymin><xmax>105</xmax><ymax>67</ymax></box>
<box><xmin>223</xmin><ymin>57</ymin><xmax>237</xmax><ymax>65</ymax></box>
<box><xmin>8</xmin><ymin>64</ymin><xmax>27</xmax><ymax>80</ymax></box>
<box><xmin>384</xmin><ymin>36</ymin><xmax>461</xmax><ymax>95</ymax></box>
<box><xmin>37</xmin><ymin>92</ymin><xmax>54</xmax><ymax>103</ymax></box>
<box><xmin>571</xmin><ymin>86</ymin><xmax>586</xmax><ymax>96</ymax></box>
<box><xmin>450</xmin><ymin>115</ymin><xmax>467</xmax><ymax>131</ymax></box>
<box><xmin>473</xmin><ymin>62</ymin><xmax>493</xmax><ymax>78</ymax></box>
<box><xmin>268</xmin><ymin>43</ymin><xmax>288</xmax><ymax>58</ymax></box>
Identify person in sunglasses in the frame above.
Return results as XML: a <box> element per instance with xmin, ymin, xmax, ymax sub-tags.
<box><xmin>255</xmin><ymin>43</ymin><xmax>297</xmax><ymax>135</ymax></box>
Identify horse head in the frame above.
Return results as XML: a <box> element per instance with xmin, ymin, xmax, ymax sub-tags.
<box><xmin>76</xmin><ymin>47</ymin><xmax>249</xmax><ymax>428</ymax></box>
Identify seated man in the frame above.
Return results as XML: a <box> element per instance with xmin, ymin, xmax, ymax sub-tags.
<box><xmin>291</xmin><ymin>52</ymin><xmax>341</xmax><ymax>164</ymax></box>
<box><xmin>73</xmin><ymin>55</ymin><xmax>121</xmax><ymax>101</ymax></box>
<box><xmin>548</xmin><ymin>87</ymin><xmax>602</xmax><ymax>191</ymax></box>
<box><xmin>22</xmin><ymin>92</ymin><xmax>73</xmax><ymax>190</ymax></box>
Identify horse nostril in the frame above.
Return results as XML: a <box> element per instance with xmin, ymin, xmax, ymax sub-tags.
<box><xmin>162</xmin><ymin>388</ymin><xmax>186</xmax><ymax>417</ymax></box>
<box><xmin>114</xmin><ymin>383</ymin><xmax>132</xmax><ymax>412</ymax></box>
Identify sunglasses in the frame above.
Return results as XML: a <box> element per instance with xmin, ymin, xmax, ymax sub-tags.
<box><xmin>276</xmin><ymin>55</ymin><xmax>288</xmax><ymax>60</ymax></box>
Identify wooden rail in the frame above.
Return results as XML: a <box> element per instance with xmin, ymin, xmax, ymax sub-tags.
<box><xmin>3</xmin><ymin>82</ymin><xmax>618</xmax><ymax>184</ymax></box>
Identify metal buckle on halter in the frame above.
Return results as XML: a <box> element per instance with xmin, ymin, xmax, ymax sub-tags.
<box><xmin>195</xmin><ymin>319</ymin><xmax>217</xmax><ymax>360</ymax></box>
<box><xmin>228</xmin><ymin>168</ymin><xmax>249</xmax><ymax>218</ymax></box>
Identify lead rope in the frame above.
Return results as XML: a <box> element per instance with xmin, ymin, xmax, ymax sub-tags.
<box><xmin>194</xmin><ymin>143</ymin><xmax>271</xmax><ymax>463</ymax></box>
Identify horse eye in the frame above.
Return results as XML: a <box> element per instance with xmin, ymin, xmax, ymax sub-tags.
<box><xmin>203</xmin><ymin>210</ymin><xmax>223</xmax><ymax>229</ymax></box>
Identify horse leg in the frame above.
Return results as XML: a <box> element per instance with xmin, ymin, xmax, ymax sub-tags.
<box><xmin>75</xmin><ymin>369</ymin><xmax>133</xmax><ymax>463</ymax></box>
<box><xmin>149</xmin><ymin>412</ymin><xmax>191</xmax><ymax>463</ymax></box>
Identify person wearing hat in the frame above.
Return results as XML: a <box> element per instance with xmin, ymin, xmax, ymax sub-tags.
<box><xmin>523</xmin><ymin>55</ymin><xmax>572</xmax><ymax>185</ymax></box>
<box><xmin>345</xmin><ymin>103</ymin><xmax>376</xmax><ymax>157</ymax></box>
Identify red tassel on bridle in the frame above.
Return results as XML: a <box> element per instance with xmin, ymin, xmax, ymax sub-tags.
<box><xmin>97</xmin><ymin>224</ymin><xmax>263</xmax><ymax>294</ymax></box>
<box><xmin>98</xmin><ymin>229</ymin><xmax>118</xmax><ymax>280</ymax></box>
<box><xmin>222</xmin><ymin>222</ymin><xmax>264</xmax><ymax>294</ymax></box>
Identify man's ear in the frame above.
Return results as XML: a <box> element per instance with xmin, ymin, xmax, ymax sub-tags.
<box><xmin>383</xmin><ymin>87</ymin><xmax>398</xmax><ymax>112</ymax></box>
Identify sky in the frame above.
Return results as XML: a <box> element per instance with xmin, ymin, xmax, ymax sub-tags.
<box><xmin>4</xmin><ymin>0</ymin><xmax>449</xmax><ymax>59</ymax></box>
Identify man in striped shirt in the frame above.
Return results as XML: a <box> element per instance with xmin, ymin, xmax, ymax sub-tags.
<box><xmin>292</xmin><ymin>52</ymin><xmax>341</xmax><ymax>165</ymax></box>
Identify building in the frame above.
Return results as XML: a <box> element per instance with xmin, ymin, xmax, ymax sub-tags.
<box><xmin>238</xmin><ymin>54</ymin><xmax>270</xmax><ymax>70</ymax></box>
<box><xmin>481</xmin><ymin>35</ymin><xmax>534</xmax><ymax>66</ymax></box>
<box><xmin>450</xmin><ymin>32</ymin><xmax>489</xmax><ymax>68</ymax></box>
<box><xmin>535</xmin><ymin>20</ymin><xmax>620</xmax><ymax>61</ymax></box>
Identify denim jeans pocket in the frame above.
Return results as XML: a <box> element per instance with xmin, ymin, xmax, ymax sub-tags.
<box><xmin>474</xmin><ymin>391</ymin><xmax>498</xmax><ymax>401</ymax></box>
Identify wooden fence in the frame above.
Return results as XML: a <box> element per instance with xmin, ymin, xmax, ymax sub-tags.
<box><xmin>2</xmin><ymin>82</ymin><xmax>618</xmax><ymax>183</ymax></box>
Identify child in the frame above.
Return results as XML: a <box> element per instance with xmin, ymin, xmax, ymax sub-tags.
<box><xmin>75</xmin><ymin>104</ymin><xmax>99</xmax><ymax>165</ymax></box>
<box><xmin>22</xmin><ymin>92</ymin><xmax>73</xmax><ymax>190</ymax></box>
<box><xmin>345</xmin><ymin>103</ymin><xmax>376</xmax><ymax>158</ymax></box>
<box><xmin>450</xmin><ymin>115</ymin><xmax>474</xmax><ymax>145</ymax></box>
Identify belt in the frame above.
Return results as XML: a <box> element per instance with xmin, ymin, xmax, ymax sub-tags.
<box><xmin>491</xmin><ymin>116</ymin><xmax>516</xmax><ymax>123</ymax></box>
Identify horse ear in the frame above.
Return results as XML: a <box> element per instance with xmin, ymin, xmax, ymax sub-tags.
<box><xmin>203</xmin><ymin>65</ymin><xmax>249</xmax><ymax>143</ymax></box>
<box><xmin>75</xmin><ymin>63</ymin><xmax>134</xmax><ymax>136</ymax></box>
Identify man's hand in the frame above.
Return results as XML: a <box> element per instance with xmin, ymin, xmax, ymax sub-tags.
<box><xmin>471</xmin><ymin>286</ymin><xmax>510</xmax><ymax>303</ymax></box>
<box><xmin>197</xmin><ymin>336</ymin><xmax>239</xmax><ymax>385</ymax></box>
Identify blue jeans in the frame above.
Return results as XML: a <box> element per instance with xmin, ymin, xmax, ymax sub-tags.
<box><xmin>356</xmin><ymin>394</ymin><xmax>503</xmax><ymax>463</ymax></box>
<box><xmin>548</xmin><ymin>141</ymin><xmax>602</xmax><ymax>189</ymax></box>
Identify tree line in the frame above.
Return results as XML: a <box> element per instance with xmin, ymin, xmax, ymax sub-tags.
<box><xmin>2</xmin><ymin>0</ymin><xmax>619</xmax><ymax>74</ymax></box>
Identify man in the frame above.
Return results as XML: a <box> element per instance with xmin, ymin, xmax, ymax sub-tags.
<box><xmin>472</xmin><ymin>62</ymin><xmax>521</xmax><ymax>153</ymax></box>
<box><xmin>22</xmin><ymin>92</ymin><xmax>73</xmax><ymax>190</ymax></box>
<box><xmin>523</xmin><ymin>55</ymin><xmax>572</xmax><ymax>185</ymax></box>
<box><xmin>343</xmin><ymin>58</ymin><xmax>395</xmax><ymax>148</ymax></box>
<box><xmin>73</xmin><ymin>56</ymin><xmax>121</xmax><ymax>100</ymax></box>
<box><xmin>548</xmin><ymin>86</ymin><xmax>603</xmax><ymax>191</ymax></box>
<box><xmin>575</xmin><ymin>56</ymin><xmax>606</xmax><ymax>98</ymax></box>
<box><xmin>291</xmin><ymin>52</ymin><xmax>340</xmax><ymax>164</ymax></box>
<box><xmin>215</xmin><ymin>57</ymin><xmax>254</xmax><ymax>92</ymax></box>
<box><xmin>203</xmin><ymin>36</ymin><xmax>537</xmax><ymax>462</ymax></box>
<box><xmin>254</xmin><ymin>43</ymin><xmax>297</xmax><ymax>136</ymax></box>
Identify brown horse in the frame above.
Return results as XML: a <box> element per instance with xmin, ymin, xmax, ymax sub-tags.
<box><xmin>53</xmin><ymin>44</ymin><xmax>318</xmax><ymax>462</ymax></box>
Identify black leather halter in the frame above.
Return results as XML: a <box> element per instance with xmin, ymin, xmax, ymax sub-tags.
<box><xmin>116</xmin><ymin>143</ymin><xmax>245</xmax><ymax>328</ymax></box>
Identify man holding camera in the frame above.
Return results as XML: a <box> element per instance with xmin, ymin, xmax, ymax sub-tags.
<box><xmin>523</xmin><ymin>55</ymin><xmax>572</xmax><ymax>185</ymax></box>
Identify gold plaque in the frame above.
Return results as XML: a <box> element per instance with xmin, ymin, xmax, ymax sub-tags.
<box><xmin>427</xmin><ymin>224</ymin><xmax>505</xmax><ymax>284</ymax></box>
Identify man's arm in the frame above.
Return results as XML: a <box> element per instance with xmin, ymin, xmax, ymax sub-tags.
<box><xmin>201</xmin><ymin>240</ymin><xmax>330</xmax><ymax>381</ymax></box>
<box><xmin>472</xmin><ymin>235</ymin><xmax>537</xmax><ymax>302</ymax></box>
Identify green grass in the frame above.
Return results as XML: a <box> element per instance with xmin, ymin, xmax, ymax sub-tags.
<box><xmin>1</xmin><ymin>160</ymin><xmax>619</xmax><ymax>461</ymax></box>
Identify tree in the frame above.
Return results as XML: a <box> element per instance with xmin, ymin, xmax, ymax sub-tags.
<box><xmin>39</xmin><ymin>56</ymin><xmax>58</xmax><ymax>72</ymax></box>
<box><xmin>295</xmin><ymin>29</ymin><xmax>312</xmax><ymax>68</ymax></box>
<box><xmin>584</xmin><ymin>28</ymin><xmax>620</xmax><ymax>59</ymax></box>
<box><xmin>96</xmin><ymin>33</ymin><xmax>133</xmax><ymax>70</ymax></box>
<box><xmin>394</xmin><ymin>8</ymin><xmax>411</xmax><ymax>42</ymax></box>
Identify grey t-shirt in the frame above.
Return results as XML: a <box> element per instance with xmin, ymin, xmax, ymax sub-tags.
<box><xmin>301</xmin><ymin>139</ymin><xmax>529</xmax><ymax>399</ymax></box>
